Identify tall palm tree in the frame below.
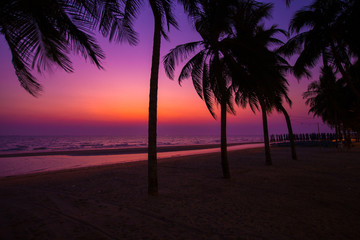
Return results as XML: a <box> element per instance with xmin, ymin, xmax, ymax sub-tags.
<box><xmin>99</xmin><ymin>0</ymin><xmax>199</xmax><ymax>195</ymax></box>
<box><xmin>258</xmin><ymin>56</ymin><xmax>294</xmax><ymax>164</ymax></box>
<box><xmin>234</xmin><ymin>61</ymin><xmax>291</xmax><ymax>165</ymax></box>
<box><xmin>164</xmin><ymin>0</ymin><xmax>236</xmax><ymax>179</ymax></box>
<box><xmin>224</xmin><ymin>0</ymin><xmax>291</xmax><ymax>165</ymax></box>
<box><xmin>0</xmin><ymin>0</ymin><xmax>107</xmax><ymax>96</ymax></box>
<box><xmin>282</xmin><ymin>0</ymin><xmax>360</xmax><ymax>146</ymax></box>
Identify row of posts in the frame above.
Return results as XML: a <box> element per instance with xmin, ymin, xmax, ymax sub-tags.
<box><xmin>270</xmin><ymin>133</ymin><xmax>360</xmax><ymax>143</ymax></box>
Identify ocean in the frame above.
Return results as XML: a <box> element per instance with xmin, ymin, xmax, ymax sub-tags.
<box><xmin>0</xmin><ymin>135</ymin><xmax>263</xmax><ymax>154</ymax></box>
<box><xmin>0</xmin><ymin>135</ymin><xmax>264</xmax><ymax>177</ymax></box>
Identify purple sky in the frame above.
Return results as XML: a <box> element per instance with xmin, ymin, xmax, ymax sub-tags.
<box><xmin>0</xmin><ymin>0</ymin><xmax>332</xmax><ymax>136</ymax></box>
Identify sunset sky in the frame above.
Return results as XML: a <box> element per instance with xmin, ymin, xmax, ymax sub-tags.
<box><xmin>0</xmin><ymin>0</ymin><xmax>331</xmax><ymax>136</ymax></box>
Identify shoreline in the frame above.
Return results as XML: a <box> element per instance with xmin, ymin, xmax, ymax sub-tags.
<box><xmin>0</xmin><ymin>142</ymin><xmax>261</xmax><ymax>158</ymax></box>
<box><xmin>0</xmin><ymin>145</ymin><xmax>263</xmax><ymax>181</ymax></box>
<box><xmin>0</xmin><ymin>143</ymin><xmax>264</xmax><ymax>178</ymax></box>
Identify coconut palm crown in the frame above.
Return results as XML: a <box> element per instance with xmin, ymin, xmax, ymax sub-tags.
<box><xmin>221</xmin><ymin>0</ymin><xmax>291</xmax><ymax>165</ymax></box>
<box><xmin>164</xmin><ymin>0</ymin><xmax>238</xmax><ymax>178</ymax></box>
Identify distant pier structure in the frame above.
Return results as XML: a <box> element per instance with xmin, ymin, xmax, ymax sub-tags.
<box><xmin>271</xmin><ymin>133</ymin><xmax>326</xmax><ymax>142</ymax></box>
<box><xmin>270</xmin><ymin>133</ymin><xmax>360</xmax><ymax>143</ymax></box>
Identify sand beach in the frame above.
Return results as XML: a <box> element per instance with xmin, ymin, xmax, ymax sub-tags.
<box><xmin>1</xmin><ymin>145</ymin><xmax>359</xmax><ymax>239</ymax></box>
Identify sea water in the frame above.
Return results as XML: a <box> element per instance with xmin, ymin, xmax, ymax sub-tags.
<box><xmin>0</xmin><ymin>135</ymin><xmax>264</xmax><ymax>177</ymax></box>
<box><xmin>0</xmin><ymin>135</ymin><xmax>262</xmax><ymax>154</ymax></box>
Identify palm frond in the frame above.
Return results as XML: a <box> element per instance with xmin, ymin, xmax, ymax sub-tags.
<box><xmin>58</xmin><ymin>8</ymin><xmax>105</xmax><ymax>69</ymax></box>
<box><xmin>293</xmin><ymin>41</ymin><xmax>322</xmax><ymax>78</ymax></box>
<box><xmin>160</xmin><ymin>0</ymin><xmax>178</xmax><ymax>31</ymax></box>
<box><xmin>277</xmin><ymin>32</ymin><xmax>307</xmax><ymax>57</ymax></box>
<box><xmin>178</xmin><ymin>0</ymin><xmax>200</xmax><ymax>17</ymax></box>
<box><xmin>246</xmin><ymin>1</ymin><xmax>273</xmax><ymax>27</ymax></box>
<box><xmin>202</xmin><ymin>62</ymin><xmax>216</xmax><ymax>119</ymax></box>
<box><xmin>99</xmin><ymin>0</ymin><xmax>138</xmax><ymax>45</ymax></box>
<box><xmin>289</xmin><ymin>8</ymin><xmax>317</xmax><ymax>34</ymax></box>
<box><xmin>4</xmin><ymin>31</ymin><xmax>42</xmax><ymax>96</ymax></box>
<box><xmin>64</xmin><ymin>0</ymin><xmax>99</xmax><ymax>28</ymax></box>
<box><xmin>177</xmin><ymin>50</ymin><xmax>206</xmax><ymax>84</ymax></box>
<box><xmin>226</xmin><ymin>89</ymin><xmax>236</xmax><ymax>115</ymax></box>
<box><xmin>163</xmin><ymin>41</ymin><xmax>203</xmax><ymax>79</ymax></box>
<box><xmin>1</xmin><ymin>0</ymin><xmax>110</xmax><ymax>96</ymax></box>
<box><xmin>254</xmin><ymin>25</ymin><xmax>286</xmax><ymax>49</ymax></box>
<box><xmin>123</xmin><ymin>0</ymin><xmax>142</xmax><ymax>26</ymax></box>
<box><xmin>21</xmin><ymin>19</ymin><xmax>72</xmax><ymax>73</ymax></box>
<box><xmin>190</xmin><ymin>52</ymin><xmax>207</xmax><ymax>99</ymax></box>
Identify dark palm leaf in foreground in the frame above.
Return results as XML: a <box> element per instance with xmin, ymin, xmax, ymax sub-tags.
<box><xmin>0</xmin><ymin>0</ymin><xmax>106</xmax><ymax>96</ymax></box>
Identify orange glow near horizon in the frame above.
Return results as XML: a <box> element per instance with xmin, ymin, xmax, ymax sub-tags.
<box><xmin>1</xmin><ymin>0</ymin><xmax>331</xmax><ymax>136</ymax></box>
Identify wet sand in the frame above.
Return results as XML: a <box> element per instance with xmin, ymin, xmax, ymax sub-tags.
<box><xmin>0</xmin><ymin>143</ymin><xmax>264</xmax><ymax>177</ymax></box>
<box><xmin>0</xmin><ymin>142</ymin><xmax>256</xmax><ymax>158</ymax></box>
<box><xmin>1</xmin><ymin>145</ymin><xmax>359</xmax><ymax>239</ymax></box>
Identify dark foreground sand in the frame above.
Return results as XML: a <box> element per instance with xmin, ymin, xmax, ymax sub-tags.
<box><xmin>0</xmin><ymin>145</ymin><xmax>359</xmax><ymax>240</ymax></box>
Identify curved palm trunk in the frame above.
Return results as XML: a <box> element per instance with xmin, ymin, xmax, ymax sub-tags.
<box><xmin>334</xmin><ymin>117</ymin><xmax>340</xmax><ymax>146</ymax></box>
<box><xmin>148</xmin><ymin>2</ymin><xmax>162</xmax><ymax>196</ymax></box>
<box><xmin>259</xmin><ymin>98</ymin><xmax>272</xmax><ymax>165</ymax></box>
<box><xmin>278</xmin><ymin>105</ymin><xmax>297</xmax><ymax>160</ymax></box>
<box><xmin>221</xmin><ymin>99</ymin><xmax>231</xmax><ymax>179</ymax></box>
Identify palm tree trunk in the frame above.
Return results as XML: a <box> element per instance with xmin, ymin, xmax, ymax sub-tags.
<box><xmin>221</xmin><ymin>99</ymin><xmax>231</xmax><ymax>179</ymax></box>
<box><xmin>259</xmin><ymin>98</ymin><xmax>272</xmax><ymax>165</ymax></box>
<box><xmin>148</xmin><ymin>2</ymin><xmax>162</xmax><ymax>196</ymax></box>
<box><xmin>279</xmin><ymin>105</ymin><xmax>297</xmax><ymax>160</ymax></box>
<box><xmin>334</xmin><ymin>117</ymin><xmax>340</xmax><ymax>146</ymax></box>
<box><xmin>338</xmin><ymin>123</ymin><xmax>343</xmax><ymax>144</ymax></box>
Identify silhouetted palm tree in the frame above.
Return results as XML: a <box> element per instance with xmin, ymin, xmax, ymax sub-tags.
<box><xmin>234</xmin><ymin>62</ymin><xmax>290</xmax><ymax>165</ymax></box>
<box><xmin>224</xmin><ymin>0</ymin><xmax>291</xmax><ymax>165</ymax></box>
<box><xmin>303</xmin><ymin>66</ymin><xmax>341</xmax><ymax>138</ymax></box>
<box><xmin>164</xmin><ymin>0</ymin><xmax>236</xmax><ymax>179</ymax></box>
<box><xmin>99</xmin><ymin>0</ymin><xmax>199</xmax><ymax>195</ymax></box>
<box><xmin>0</xmin><ymin>0</ymin><xmax>106</xmax><ymax>96</ymax></box>
<box><xmin>303</xmin><ymin>65</ymin><xmax>360</xmax><ymax>142</ymax></box>
<box><xmin>259</xmin><ymin>57</ymin><xmax>294</xmax><ymax>163</ymax></box>
<box><xmin>281</xmin><ymin>0</ymin><xmax>360</xmax><ymax>145</ymax></box>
